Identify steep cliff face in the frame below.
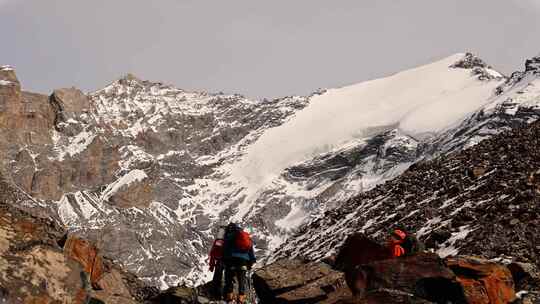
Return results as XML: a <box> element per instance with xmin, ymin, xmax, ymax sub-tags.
<box><xmin>0</xmin><ymin>66</ymin><xmax>54</xmax><ymax>149</ymax></box>
<box><xmin>1</xmin><ymin>52</ymin><xmax>539</xmax><ymax>288</ymax></box>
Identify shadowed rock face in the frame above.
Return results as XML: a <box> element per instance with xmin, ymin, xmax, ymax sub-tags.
<box><xmin>0</xmin><ymin>67</ymin><xmax>54</xmax><ymax>149</ymax></box>
<box><xmin>249</xmin><ymin>234</ymin><xmax>522</xmax><ymax>303</ymax></box>
<box><xmin>333</xmin><ymin>234</ymin><xmax>392</xmax><ymax>273</ymax></box>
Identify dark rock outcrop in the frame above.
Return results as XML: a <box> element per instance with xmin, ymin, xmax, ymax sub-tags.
<box><xmin>334</xmin><ymin>233</ymin><xmax>392</xmax><ymax>272</ymax></box>
<box><xmin>449</xmin><ymin>52</ymin><xmax>503</xmax><ymax>81</ymax></box>
<box><xmin>253</xmin><ymin>259</ymin><xmax>351</xmax><ymax>304</ymax></box>
<box><xmin>255</xmin><ymin>253</ymin><xmax>518</xmax><ymax>304</ymax></box>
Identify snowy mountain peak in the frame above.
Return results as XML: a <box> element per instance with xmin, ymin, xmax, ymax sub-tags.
<box><xmin>233</xmin><ymin>53</ymin><xmax>504</xmax><ymax>189</ymax></box>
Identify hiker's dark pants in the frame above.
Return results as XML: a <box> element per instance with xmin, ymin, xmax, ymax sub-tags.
<box><xmin>224</xmin><ymin>264</ymin><xmax>247</xmax><ymax>295</ymax></box>
<box><xmin>211</xmin><ymin>261</ymin><xmax>224</xmax><ymax>298</ymax></box>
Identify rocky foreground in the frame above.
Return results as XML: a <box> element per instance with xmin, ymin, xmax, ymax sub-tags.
<box><xmin>159</xmin><ymin>234</ymin><xmax>540</xmax><ymax>303</ymax></box>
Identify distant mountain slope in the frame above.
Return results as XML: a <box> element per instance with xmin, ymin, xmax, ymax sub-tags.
<box><xmin>273</xmin><ymin>119</ymin><xmax>540</xmax><ymax>270</ymax></box>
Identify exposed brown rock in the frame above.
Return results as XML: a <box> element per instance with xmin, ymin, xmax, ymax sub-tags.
<box><xmin>0</xmin><ymin>69</ymin><xmax>54</xmax><ymax>149</ymax></box>
<box><xmin>30</xmin><ymin>162</ymin><xmax>63</xmax><ymax>200</ymax></box>
<box><xmin>0</xmin><ymin>176</ymin><xmax>85</xmax><ymax>303</ymax></box>
<box><xmin>64</xmin><ymin>234</ymin><xmax>106</xmax><ymax>287</ymax></box>
<box><xmin>11</xmin><ymin>148</ymin><xmax>36</xmax><ymax>193</ymax></box>
<box><xmin>447</xmin><ymin>256</ymin><xmax>516</xmax><ymax>304</ymax></box>
<box><xmin>21</xmin><ymin>91</ymin><xmax>55</xmax><ymax>145</ymax></box>
<box><xmin>254</xmin><ymin>253</ymin><xmax>523</xmax><ymax>304</ymax></box>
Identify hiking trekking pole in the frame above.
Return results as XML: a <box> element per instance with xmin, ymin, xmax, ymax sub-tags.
<box><xmin>246</xmin><ymin>269</ymin><xmax>256</xmax><ymax>304</ymax></box>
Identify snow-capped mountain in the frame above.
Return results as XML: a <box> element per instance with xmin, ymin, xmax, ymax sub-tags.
<box><xmin>1</xmin><ymin>52</ymin><xmax>539</xmax><ymax>289</ymax></box>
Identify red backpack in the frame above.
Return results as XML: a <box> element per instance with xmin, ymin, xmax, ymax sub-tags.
<box><xmin>235</xmin><ymin>230</ymin><xmax>253</xmax><ymax>252</ymax></box>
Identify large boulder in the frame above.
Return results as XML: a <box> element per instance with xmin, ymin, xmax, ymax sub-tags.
<box><xmin>446</xmin><ymin>256</ymin><xmax>516</xmax><ymax>304</ymax></box>
<box><xmin>334</xmin><ymin>233</ymin><xmax>393</xmax><ymax>295</ymax></box>
<box><xmin>334</xmin><ymin>233</ymin><xmax>392</xmax><ymax>272</ymax></box>
<box><xmin>349</xmin><ymin>253</ymin><xmax>465</xmax><ymax>303</ymax></box>
<box><xmin>253</xmin><ymin>259</ymin><xmax>351</xmax><ymax>304</ymax></box>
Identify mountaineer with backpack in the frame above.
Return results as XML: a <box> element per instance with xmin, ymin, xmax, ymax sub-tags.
<box><xmin>387</xmin><ymin>229</ymin><xmax>424</xmax><ymax>257</ymax></box>
<box><xmin>222</xmin><ymin>223</ymin><xmax>256</xmax><ymax>304</ymax></box>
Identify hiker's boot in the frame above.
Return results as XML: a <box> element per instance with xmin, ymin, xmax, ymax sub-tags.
<box><xmin>225</xmin><ymin>293</ymin><xmax>235</xmax><ymax>303</ymax></box>
<box><xmin>237</xmin><ymin>294</ymin><xmax>247</xmax><ymax>304</ymax></box>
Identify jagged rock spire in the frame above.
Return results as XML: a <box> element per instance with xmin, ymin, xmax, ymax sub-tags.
<box><xmin>449</xmin><ymin>52</ymin><xmax>491</xmax><ymax>70</ymax></box>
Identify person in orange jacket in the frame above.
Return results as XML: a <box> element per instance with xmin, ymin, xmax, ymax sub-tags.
<box><xmin>387</xmin><ymin>229</ymin><xmax>424</xmax><ymax>257</ymax></box>
<box><xmin>388</xmin><ymin>229</ymin><xmax>407</xmax><ymax>257</ymax></box>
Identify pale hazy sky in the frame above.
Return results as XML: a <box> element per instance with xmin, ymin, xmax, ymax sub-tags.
<box><xmin>1</xmin><ymin>0</ymin><xmax>540</xmax><ymax>98</ymax></box>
